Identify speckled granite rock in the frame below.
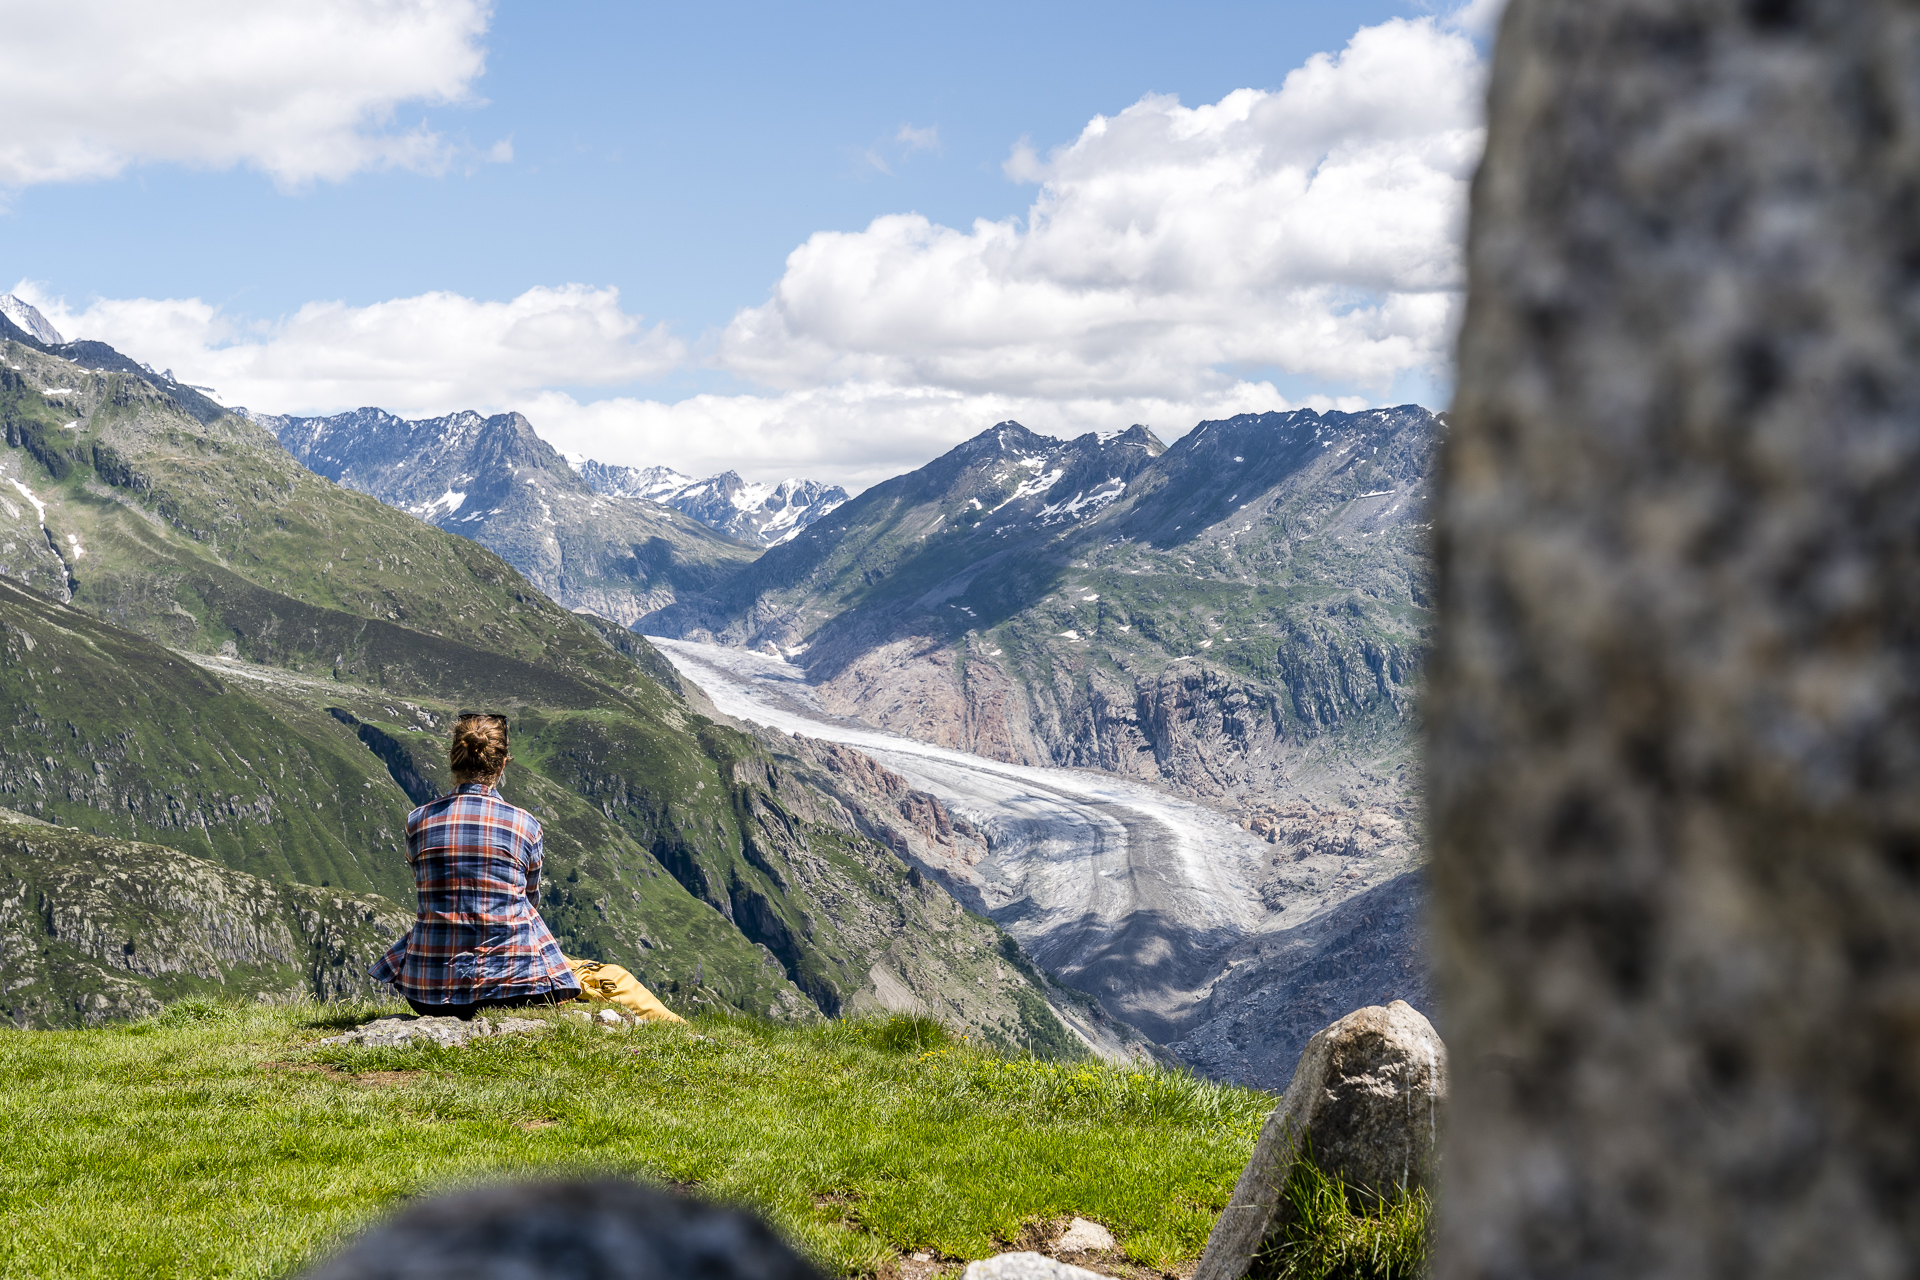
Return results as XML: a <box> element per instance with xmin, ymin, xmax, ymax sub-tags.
<box><xmin>1195</xmin><ymin>1001</ymin><xmax>1446</xmax><ymax>1280</ymax></box>
<box><xmin>1431</xmin><ymin>1</ymin><xmax>1920</xmax><ymax>1276</ymax></box>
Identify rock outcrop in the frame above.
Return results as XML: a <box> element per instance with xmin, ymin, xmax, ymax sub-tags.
<box><xmin>0</xmin><ymin>813</ymin><xmax>411</xmax><ymax>1027</ymax></box>
<box><xmin>1432</xmin><ymin>1</ymin><xmax>1920</xmax><ymax>1275</ymax></box>
<box><xmin>1194</xmin><ymin>1001</ymin><xmax>1446</xmax><ymax>1280</ymax></box>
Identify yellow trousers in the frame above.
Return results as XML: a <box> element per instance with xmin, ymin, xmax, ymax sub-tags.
<box><xmin>564</xmin><ymin>957</ymin><xmax>685</xmax><ymax>1023</ymax></box>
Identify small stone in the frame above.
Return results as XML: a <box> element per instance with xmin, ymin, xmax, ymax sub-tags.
<box><xmin>596</xmin><ymin>1008</ymin><xmax>623</xmax><ymax>1024</ymax></box>
<box><xmin>962</xmin><ymin>1253</ymin><xmax>1103</xmax><ymax>1280</ymax></box>
<box><xmin>1053</xmin><ymin>1218</ymin><xmax>1114</xmax><ymax>1253</ymax></box>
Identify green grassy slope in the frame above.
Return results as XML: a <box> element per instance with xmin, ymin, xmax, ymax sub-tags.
<box><xmin>0</xmin><ymin>575</ymin><xmax>418</xmax><ymax>897</ymax></box>
<box><xmin>0</xmin><ymin>337</ymin><xmax>1084</xmax><ymax>1048</ymax></box>
<box><xmin>0</xmin><ymin>812</ymin><xmax>411</xmax><ymax>1028</ymax></box>
<box><xmin>0</xmin><ymin>1002</ymin><xmax>1268</xmax><ymax>1278</ymax></box>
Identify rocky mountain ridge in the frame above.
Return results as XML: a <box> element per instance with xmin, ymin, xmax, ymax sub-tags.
<box><xmin>0</xmin><ymin>295</ymin><xmax>63</xmax><ymax>346</ymax></box>
<box><xmin>252</xmin><ymin>405</ymin><xmax>759</xmax><ymax>627</ymax></box>
<box><xmin>646</xmin><ymin>408</ymin><xmax>1437</xmax><ymax>819</ymax></box>
<box><xmin>573</xmin><ymin>458</ymin><xmax>848</xmax><ymax>547</ymax></box>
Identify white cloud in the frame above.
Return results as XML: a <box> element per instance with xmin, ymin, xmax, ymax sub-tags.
<box><xmin>11</xmin><ymin>13</ymin><xmax>1483</xmax><ymax>491</ymax></box>
<box><xmin>0</xmin><ymin>0</ymin><xmax>491</xmax><ymax>188</ymax></box>
<box><xmin>16</xmin><ymin>282</ymin><xmax>683</xmax><ymax>415</ymax></box>
<box><xmin>519</xmin><ymin>382</ymin><xmax>1368</xmax><ymax>492</ymax></box>
<box><xmin>1443</xmin><ymin>0</ymin><xmax>1509</xmax><ymax>38</ymax></box>
<box><xmin>721</xmin><ymin>17</ymin><xmax>1483</xmax><ymax>403</ymax></box>
<box><xmin>895</xmin><ymin>124</ymin><xmax>941</xmax><ymax>154</ymax></box>
<box><xmin>862</xmin><ymin>123</ymin><xmax>942</xmax><ymax>176</ymax></box>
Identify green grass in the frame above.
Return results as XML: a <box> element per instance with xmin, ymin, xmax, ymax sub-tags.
<box><xmin>1255</xmin><ymin>1155</ymin><xmax>1432</xmax><ymax>1280</ymax></box>
<box><xmin>0</xmin><ymin>1002</ymin><xmax>1270</xmax><ymax>1279</ymax></box>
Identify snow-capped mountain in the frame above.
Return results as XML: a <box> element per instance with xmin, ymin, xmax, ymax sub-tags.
<box><xmin>572</xmin><ymin>458</ymin><xmax>847</xmax><ymax>547</ymax></box>
<box><xmin>570</xmin><ymin>459</ymin><xmax>695</xmax><ymax>503</ymax></box>
<box><xmin>0</xmin><ymin>295</ymin><xmax>65</xmax><ymax>346</ymax></box>
<box><xmin>255</xmin><ymin>406</ymin><xmax>759</xmax><ymax>627</ymax></box>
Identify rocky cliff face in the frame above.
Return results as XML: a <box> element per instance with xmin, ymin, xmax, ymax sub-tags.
<box><xmin>574</xmin><ymin>459</ymin><xmax>848</xmax><ymax>548</ymax></box>
<box><xmin>0</xmin><ymin>809</ymin><xmax>412</xmax><ymax>1028</ymax></box>
<box><xmin>0</xmin><ymin>295</ymin><xmax>63</xmax><ymax>346</ymax></box>
<box><xmin>649</xmin><ymin>409</ymin><xmax>1436</xmax><ymax>817</ymax></box>
<box><xmin>257</xmin><ymin>406</ymin><xmax>759</xmax><ymax>627</ymax></box>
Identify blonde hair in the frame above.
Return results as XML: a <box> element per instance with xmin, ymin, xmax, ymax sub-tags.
<box><xmin>450</xmin><ymin>713</ymin><xmax>511</xmax><ymax>783</ymax></box>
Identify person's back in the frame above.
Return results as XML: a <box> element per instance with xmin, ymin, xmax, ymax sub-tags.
<box><xmin>372</xmin><ymin>713</ymin><xmax>580</xmax><ymax>1017</ymax></box>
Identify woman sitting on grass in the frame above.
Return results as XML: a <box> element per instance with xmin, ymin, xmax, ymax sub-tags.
<box><xmin>371</xmin><ymin>712</ymin><xmax>582</xmax><ymax>1019</ymax></box>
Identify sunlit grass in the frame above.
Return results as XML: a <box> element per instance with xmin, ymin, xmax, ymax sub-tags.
<box><xmin>1255</xmin><ymin>1155</ymin><xmax>1432</xmax><ymax>1280</ymax></box>
<box><xmin>0</xmin><ymin>1003</ymin><xmax>1270</xmax><ymax>1278</ymax></box>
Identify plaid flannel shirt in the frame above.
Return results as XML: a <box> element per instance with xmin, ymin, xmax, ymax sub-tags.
<box><xmin>370</xmin><ymin>783</ymin><xmax>580</xmax><ymax>1005</ymax></box>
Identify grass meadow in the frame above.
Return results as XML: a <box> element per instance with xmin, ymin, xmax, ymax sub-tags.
<box><xmin>0</xmin><ymin>1000</ymin><xmax>1272</xmax><ymax>1278</ymax></box>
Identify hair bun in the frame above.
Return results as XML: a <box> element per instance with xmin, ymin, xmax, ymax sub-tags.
<box><xmin>450</xmin><ymin>714</ymin><xmax>511</xmax><ymax>780</ymax></box>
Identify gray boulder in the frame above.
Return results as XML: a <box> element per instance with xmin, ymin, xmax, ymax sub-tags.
<box><xmin>1194</xmin><ymin>1000</ymin><xmax>1447</xmax><ymax>1280</ymax></box>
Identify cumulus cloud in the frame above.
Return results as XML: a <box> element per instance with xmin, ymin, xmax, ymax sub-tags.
<box><xmin>0</xmin><ymin>0</ymin><xmax>492</xmax><ymax>187</ymax></box>
<box><xmin>13</xmin><ymin>13</ymin><xmax>1485</xmax><ymax>491</ymax></box>
<box><xmin>16</xmin><ymin>282</ymin><xmax>683</xmax><ymax>416</ymax></box>
<box><xmin>520</xmin><ymin>381</ymin><xmax>1367</xmax><ymax>491</ymax></box>
<box><xmin>722</xmin><ymin>16</ymin><xmax>1483</xmax><ymax>403</ymax></box>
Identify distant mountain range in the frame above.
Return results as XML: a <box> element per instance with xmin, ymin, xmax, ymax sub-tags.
<box><xmin>647</xmin><ymin>410</ymin><xmax>1436</xmax><ymax>815</ymax></box>
<box><xmin>0</xmin><ymin>291</ymin><xmax>1435</xmax><ymax>1076</ymax></box>
<box><xmin>252</xmin><ymin>406</ymin><xmax>759</xmax><ymax>628</ymax></box>
<box><xmin>572</xmin><ymin>458</ymin><xmax>847</xmax><ymax>547</ymax></box>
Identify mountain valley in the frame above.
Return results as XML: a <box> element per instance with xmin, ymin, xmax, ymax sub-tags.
<box><xmin>0</xmin><ymin>292</ymin><xmax>1434</xmax><ymax>1087</ymax></box>
<box><xmin>647</xmin><ymin>410</ymin><xmax>1436</xmax><ymax>820</ymax></box>
<box><xmin>0</xmin><ymin>323</ymin><xmax>1090</xmax><ymax>1053</ymax></box>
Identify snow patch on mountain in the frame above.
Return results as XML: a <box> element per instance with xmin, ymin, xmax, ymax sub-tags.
<box><xmin>572</xmin><ymin>458</ymin><xmax>847</xmax><ymax>547</ymax></box>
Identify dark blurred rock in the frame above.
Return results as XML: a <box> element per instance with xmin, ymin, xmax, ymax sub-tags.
<box><xmin>1194</xmin><ymin>1001</ymin><xmax>1447</xmax><ymax>1280</ymax></box>
<box><xmin>299</xmin><ymin>1178</ymin><xmax>826</xmax><ymax>1280</ymax></box>
<box><xmin>1431</xmin><ymin>1</ymin><xmax>1920</xmax><ymax>1276</ymax></box>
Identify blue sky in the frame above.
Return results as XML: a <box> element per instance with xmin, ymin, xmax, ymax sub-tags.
<box><xmin>4</xmin><ymin>0</ymin><xmax>1494</xmax><ymax>488</ymax></box>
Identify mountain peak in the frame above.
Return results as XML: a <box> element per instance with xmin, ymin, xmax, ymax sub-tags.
<box><xmin>574</xmin><ymin>459</ymin><xmax>847</xmax><ymax>547</ymax></box>
<box><xmin>0</xmin><ymin>294</ymin><xmax>64</xmax><ymax>346</ymax></box>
